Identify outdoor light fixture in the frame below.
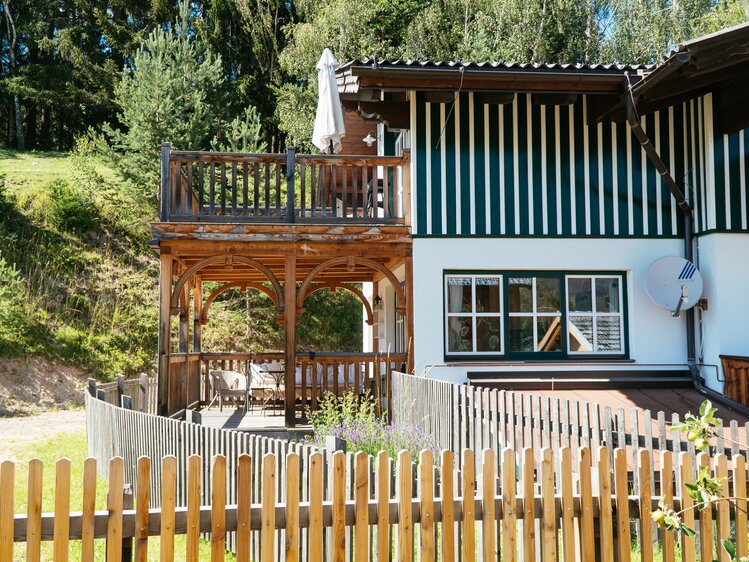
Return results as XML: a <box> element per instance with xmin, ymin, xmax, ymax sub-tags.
<box><xmin>374</xmin><ymin>295</ymin><xmax>383</xmax><ymax>310</ymax></box>
<box><xmin>362</xmin><ymin>131</ymin><xmax>376</xmax><ymax>147</ymax></box>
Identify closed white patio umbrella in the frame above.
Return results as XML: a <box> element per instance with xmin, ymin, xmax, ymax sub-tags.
<box><xmin>312</xmin><ymin>48</ymin><xmax>346</xmax><ymax>154</ymax></box>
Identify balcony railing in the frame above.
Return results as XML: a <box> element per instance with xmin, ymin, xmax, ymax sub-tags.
<box><xmin>159</xmin><ymin>143</ymin><xmax>410</xmax><ymax>224</ymax></box>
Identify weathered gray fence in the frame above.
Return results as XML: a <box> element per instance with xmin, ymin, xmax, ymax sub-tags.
<box><xmin>391</xmin><ymin>372</ymin><xmax>749</xmax><ymax>480</ymax></box>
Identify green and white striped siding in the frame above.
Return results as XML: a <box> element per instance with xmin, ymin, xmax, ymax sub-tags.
<box><xmin>411</xmin><ymin>91</ymin><xmax>749</xmax><ymax>237</ymax></box>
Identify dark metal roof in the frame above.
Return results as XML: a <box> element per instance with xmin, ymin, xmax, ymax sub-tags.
<box><xmin>337</xmin><ymin>58</ymin><xmax>654</xmax><ymax>73</ymax></box>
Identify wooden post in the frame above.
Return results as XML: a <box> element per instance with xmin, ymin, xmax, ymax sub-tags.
<box><xmin>401</xmin><ymin>148</ymin><xmax>411</xmax><ymax>224</ymax></box>
<box><xmin>160</xmin><ymin>143</ymin><xmax>171</xmax><ymax>222</ymax></box>
<box><xmin>284</xmin><ymin>254</ymin><xmax>297</xmax><ymax>426</ymax></box>
<box><xmin>405</xmin><ymin>254</ymin><xmax>415</xmax><ymax>374</ymax></box>
<box><xmin>178</xmin><ymin>284</ymin><xmax>189</xmax><ymax>354</ymax></box>
<box><xmin>157</xmin><ymin>253</ymin><xmax>173</xmax><ymax>416</ymax></box>
<box><xmin>116</xmin><ymin>374</ymin><xmax>126</xmax><ymax>405</ymax></box>
<box><xmin>87</xmin><ymin>378</ymin><xmax>97</xmax><ymax>397</ymax></box>
<box><xmin>138</xmin><ymin>374</ymin><xmax>148</xmax><ymax>413</ymax></box>
<box><xmin>372</xmin><ymin>283</ymin><xmax>380</xmax><ymax>353</ymax></box>
<box><xmin>193</xmin><ymin>278</ymin><xmax>202</xmax><ymax>353</ymax></box>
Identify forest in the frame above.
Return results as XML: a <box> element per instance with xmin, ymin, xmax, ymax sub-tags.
<box><xmin>1</xmin><ymin>0</ymin><xmax>746</xmax><ymax>155</ymax></box>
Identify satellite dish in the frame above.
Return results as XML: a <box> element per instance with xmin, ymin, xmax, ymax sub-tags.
<box><xmin>645</xmin><ymin>256</ymin><xmax>703</xmax><ymax>317</ymax></box>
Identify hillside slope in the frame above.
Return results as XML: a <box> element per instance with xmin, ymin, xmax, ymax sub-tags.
<box><xmin>0</xmin><ymin>148</ymin><xmax>362</xmax><ymax>381</ymax></box>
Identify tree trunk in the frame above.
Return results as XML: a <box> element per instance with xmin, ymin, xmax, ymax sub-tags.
<box><xmin>25</xmin><ymin>103</ymin><xmax>36</xmax><ymax>150</ymax></box>
<box><xmin>3</xmin><ymin>0</ymin><xmax>24</xmax><ymax>150</ymax></box>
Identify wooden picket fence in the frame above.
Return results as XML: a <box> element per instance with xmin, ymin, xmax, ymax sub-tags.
<box><xmin>391</xmin><ymin>372</ymin><xmax>749</xmax><ymax>478</ymax></box>
<box><xmin>3</xmin><ymin>445</ymin><xmax>749</xmax><ymax>562</ymax></box>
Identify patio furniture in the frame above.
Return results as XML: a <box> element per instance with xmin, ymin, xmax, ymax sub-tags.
<box><xmin>209</xmin><ymin>370</ymin><xmax>247</xmax><ymax>412</ymax></box>
<box><xmin>261</xmin><ymin>367</ymin><xmax>286</xmax><ymax>415</ymax></box>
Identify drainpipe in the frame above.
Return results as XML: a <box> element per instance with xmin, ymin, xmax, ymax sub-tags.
<box><xmin>621</xmin><ymin>86</ymin><xmax>698</xmax><ymax>383</ymax></box>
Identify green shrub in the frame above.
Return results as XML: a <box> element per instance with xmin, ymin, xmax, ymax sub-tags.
<box><xmin>46</xmin><ymin>178</ymin><xmax>99</xmax><ymax>233</ymax></box>
<box><xmin>0</xmin><ymin>255</ymin><xmax>35</xmax><ymax>355</ymax></box>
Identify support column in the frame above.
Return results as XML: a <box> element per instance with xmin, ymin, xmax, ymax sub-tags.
<box><xmin>284</xmin><ymin>254</ymin><xmax>297</xmax><ymax>427</ymax></box>
<box><xmin>372</xmin><ymin>282</ymin><xmax>380</xmax><ymax>353</ymax></box>
<box><xmin>192</xmin><ymin>278</ymin><xmax>202</xmax><ymax>353</ymax></box>
<box><xmin>157</xmin><ymin>252</ymin><xmax>173</xmax><ymax>416</ymax></box>
<box><xmin>178</xmin><ymin>284</ymin><xmax>189</xmax><ymax>353</ymax></box>
<box><xmin>405</xmin><ymin>254</ymin><xmax>415</xmax><ymax>374</ymax></box>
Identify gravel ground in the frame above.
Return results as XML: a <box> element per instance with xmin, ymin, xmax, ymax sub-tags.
<box><xmin>0</xmin><ymin>408</ymin><xmax>86</xmax><ymax>461</ymax></box>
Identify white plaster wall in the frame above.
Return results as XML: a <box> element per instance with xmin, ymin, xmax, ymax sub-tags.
<box><xmin>362</xmin><ymin>283</ymin><xmax>373</xmax><ymax>353</ymax></box>
<box><xmin>412</xmin><ymin>237</ymin><xmax>690</xmax><ymax>383</ymax></box>
<box><xmin>695</xmin><ymin>233</ymin><xmax>749</xmax><ymax>392</ymax></box>
<box><xmin>374</xmin><ymin>265</ymin><xmax>405</xmax><ymax>353</ymax></box>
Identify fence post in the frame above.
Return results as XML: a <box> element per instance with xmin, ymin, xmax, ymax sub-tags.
<box><xmin>116</xmin><ymin>374</ymin><xmax>126</xmax><ymax>406</ymax></box>
<box><xmin>160</xmin><ymin>142</ymin><xmax>171</xmax><ymax>221</ymax></box>
<box><xmin>286</xmin><ymin>146</ymin><xmax>296</xmax><ymax>223</ymax></box>
<box><xmin>121</xmin><ymin>484</ymin><xmax>134</xmax><ymax>562</ymax></box>
<box><xmin>139</xmin><ymin>373</ymin><xmax>148</xmax><ymax>413</ymax></box>
<box><xmin>87</xmin><ymin>378</ymin><xmax>97</xmax><ymax>397</ymax></box>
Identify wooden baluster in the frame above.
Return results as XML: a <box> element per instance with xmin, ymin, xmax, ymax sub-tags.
<box><xmin>340</xmin><ymin>166</ymin><xmax>347</xmax><ymax>218</ymax></box>
<box><xmin>186</xmin><ymin>162</ymin><xmax>194</xmax><ymax>216</ymax></box>
<box><xmin>231</xmin><ymin>162</ymin><xmax>238</xmax><ymax>216</ymax></box>
<box><xmin>264</xmin><ymin>161</ymin><xmax>271</xmax><ymax>216</ymax></box>
<box><xmin>382</xmin><ymin>164</ymin><xmax>390</xmax><ymax>218</ymax></box>
<box><xmin>197</xmin><ymin>161</ymin><xmax>204</xmax><ymax>216</ymax></box>
<box><xmin>362</xmin><ymin>166</ymin><xmax>369</xmax><ymax>218</ymax></box>
<box><xmin>275</xmin><ymin>160</ymin><xmax>281</xmax><ymax>215</ymax></box>
<box><xmin>351</xmin><ymin>166</ymin><xmax>358</xmax><ymax>218</ymax></box>
<box><xmin>253</xmin><ymin>163</ymin><xmax>260</xmax><ymax>216</ymax></box>
<box><xmin>300</xmin><ymin>163</ymin><xmax>307</xmax><ymax>217</ymax></box>
<box><xmin>330</xmin><ymin>163</ymin><xmax>337</xmax><ymax>216</ymax></box>
<box><xmin>220</xmin><ymin>162</ymin><xmax>227</xmax><ymax>215</ymax></box>
<box><xmin>241</xmin><ymin>163</ymin><xmax>249</xmax><ymax>216</ymax></box>
<box><xmin>209</xmin><ymin>162</ymin><xmax>216</xmax><ymax>216</ymax></box>
<box><xmin>311</xmin><ymin>164</ymin><xmax>317</xmax><ymax>217</ymax></box>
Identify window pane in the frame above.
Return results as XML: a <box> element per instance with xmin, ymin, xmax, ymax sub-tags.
<box><xmin>568</xmin><ymin>278</ymin><xmax>592</xmax><ymax>312</ymax></box>
<box><xmin>476</xmin><ymin>317</ymin><xmax>502</xmax><ymax>352</ymax></box>
<box><xmin>596</xmin><ymin>316</ymin><xmax>622</xmax><ymax>351</ymax></box>
<box><xmin>508</xmin><ymin>278</ymin><xmax>533</xmax><ymax>313</ymax></box>
<box><xmin>536</xmin><ymin>316</ymin><xmax>562</xmax><ymax>351</ymax></box>
<box><xmin>568</xmin><ymin>315</ymin><xmax>594</xmax><ymax>352</ymax></box>
<box><xmin>475</xmin><ymin>277</ymin><xmax>501</xmax><ymax>313</ymax></box>
<box><xmin>447</xmin><ymin>277</ymin><xmax>472</xmax><ymax>313</ymax></box>
<box><xmin>447</xmin><ymin>316</ymin><xmax>473</xmax><ymax>352</ymax></box>
<box><xmin>508</xmin><ymin>317</ymin><xmax>533</xmax><ymax>352</ymax></box>
<box><xmin>595</xmin><ymin>278</ymin><xmax>620</xmax><ymax>313</ymax></box>
<box><xmin>536</xmin><ymin>278</ymin><xmax>561</xmax><ymax>313</ymax></box>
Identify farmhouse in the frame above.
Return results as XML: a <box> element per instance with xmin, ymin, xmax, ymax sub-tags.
<box><xmin>153</xmin><ymin>23</ymin><xmax>749</xmax><ymax>425</ymax></box>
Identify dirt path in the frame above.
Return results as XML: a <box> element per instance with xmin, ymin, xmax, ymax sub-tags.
<box><xmin>0</xmin><ymin>408</ymin><xmax>86</xmax><ymax>461</ymax></box>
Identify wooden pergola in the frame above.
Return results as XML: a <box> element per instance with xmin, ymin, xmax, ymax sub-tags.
<box><xmin>153</xmin><ymin>145</ymin><xmax>413</xmax><ymax>425</ymax></box>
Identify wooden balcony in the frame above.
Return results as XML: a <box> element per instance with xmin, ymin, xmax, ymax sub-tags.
<box><xmin>159</xmin><ymin>143</ymin><xmax>411</xmax><ymax>226</ymax></box>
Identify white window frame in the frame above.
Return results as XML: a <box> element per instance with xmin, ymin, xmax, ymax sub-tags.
<box><xmin>506</xmin><ymin>276</ymin><xmax>563</xmax><ymax>353</ymax></box>
<box><xmin>565</xmin><ymin>274</ymin><xmax>625</xmax><ymax>355</ymax></box>
<box><xmin>444</xmin><ymin>274</ymin><xmax>504</xmax><ymax>356</ymax></box>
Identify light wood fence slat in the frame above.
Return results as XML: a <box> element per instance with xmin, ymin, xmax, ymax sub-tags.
<box><xmin>679</xmin><ymin>452</ymin><xmax>696</xmax><ymax>562</ymax></box>
<box><xmin>26</xmin><ymin>458</ymin><xmax>43</xmax><ymax>562</ymax></box>
<box><xmin>261</xmin><ymin>454</ymin><xmax>276</xmax><ymax>562</ymax></box>
<box><xmin>107</xmin><ymin>457</ymin><xmax>125</xmax><ymax>562</ymax></box>
<box><xmin>160</xmin><ymin>455</ymin><xmax>176</xmax><ymax>562</ymax></box>
<box><xmin>212</xmin><ymin>455</ymin><xmax>227</xmax><ymax>562</ymax></box>
<box><xmin>237</xmin><ymin>454</ymin><xmax>252</xmax><ymax>561</ymax></box>
<box><xmin>715</xmin><ymin>454</ymin><xmax>730</xmax><ymax>562</ymax></box>
<box><xmin>614</xmin><ymin>448</ymin><xmax>631</xmax><ymax>562</ymax></box>
<box><xmin>186</xmin><ymin>455</ymin><xmax>200</xmax><ymax>562</ymax></box>
<box><xmin>734</xmin><ymin>454</ymin><xmax>748</xmax><ymax>559</ymax></box>
<box><xmin>637</xmin><ymin>449</ymin><xmax>653</xmax><ymax>562</ymax></box>
<box><xmin>461</xmin><ymin>450</ymin><xmax>476</xmax><ymax>562</ymax></box>
<box><xmin>81</xmin><ymin>458</ymin><xmax>97</xmax><ymax>562</ymax></box>
<box><xmin>419</xmin><ymin>450</ymin><xmax>435</xmax><ymax>562</ymax></box>
<box><xmin>597</xmin><ymin>447</ymin><xmax>614</xmax><ymax>562</ymax></box>
<box><xmin>286</xmin><ymin>453</ymin><xmax>300</xmax><ymax>562</ymax></box>
<box><xmin>540</xmin><ymin>447</ymin><xmax>556</xmax><ymax>562</ymax></box>
<box><xmin>480</xmin><ymin>449</ymin><xmax>495</xmax><ymax>562</ymax></box>
<box><xmin>53</xmin><ymin>458</ymin><xmax>71</xmax><ymax>562</ymax></box>
<box><xmin>520</xmin><ymin>448</ymin><xmax>535</xmax><ymax>562</ymax></box>
<box><xmin>134</xmin><ymin>457</ymin><xmax>150</xmax><ymax>562</ymax></box>
<box><xmin>560</xmin><ymin>447</ymin><xmax>575</xmax><ymax>562</ymax></box>
<box><xmin>502</xmin><ymin>448</ymin><xmax>517</xmax><ymax>562</ymax></box>
<box><xmin>398</xmin><ymin>450</ymin><xmax>414</xmax><ymax>562</ymax></box>
<box><xmin>660</xmin><ymin>451</ymin><xmax>675</xmax><ymax>562</ymax></box>
<box><xmin>697</xmin><ymin>453</ymin><xmax>714</xmax><ymax>562</ymax></box>
<box><xmin>440</xmin><ymin>450</ymin><xmax>455</xmax><ymax>562</ymax></box>
<box><xmin>0</xmin><ymin>460</ymin><xmax>13</xmax><ymax>562</ymax></box>
<box><xmin>309</xmin><ymin>452</ymin><xmax>323</xmax><ymax>562</ymax></box>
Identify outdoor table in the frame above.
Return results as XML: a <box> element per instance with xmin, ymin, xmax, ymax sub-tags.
<box><xmin>263</xmin><ymin>369</ymin><xmax>286</xmax><ymax>415</ymax></box>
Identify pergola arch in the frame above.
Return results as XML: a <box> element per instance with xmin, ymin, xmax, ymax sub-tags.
<box><xmin>304</xmin><ymin>282</ymin><xmax>375</xmax><ymax>326</ymax></box>
<box><xmin>170</xmin><ymin>255</ymin><xmax>283</xmax><ymax>315</ymax></box>
<box><xmin>297</xmin><ymin>256</ymin><xmax>406</xmax><ymax>314</ymax></box>
<box><xmin>200</xmin><ymin>281</ymin><xmax>279</xmax><ymax>325</ymax></box>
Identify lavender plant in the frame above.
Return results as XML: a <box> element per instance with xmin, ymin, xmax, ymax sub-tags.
<box><xmin>304</xmin><ymin>390</ymin><xmax>440</xmax><ymax>461</ymax></box>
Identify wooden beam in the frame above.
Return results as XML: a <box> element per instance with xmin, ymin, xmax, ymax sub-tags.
<box><xmin>405</xmin><ymin>256</ymin><xmax>415</xmax><ymax>375</ymax></box>
<box><xmin>284</xmin><ymin>255</ymin><xmax>297</xmax><ymax>427</ymax></box>
<box><xmin>157</xmin><ymin>254</ymin><xmax>173</xmax><ymax>416</ymax></box>
<box><xmin>193</xmin><ymin>279</ymin><xmax>202</xmax><ymax>352</ymax></box>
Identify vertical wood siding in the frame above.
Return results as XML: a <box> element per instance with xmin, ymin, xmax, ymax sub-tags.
<box><xmin>412</xmin><ymin>92</ymin><xmax>749</xmax><ymax>237</ymax></box>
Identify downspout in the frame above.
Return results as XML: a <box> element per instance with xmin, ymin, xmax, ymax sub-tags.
<box><xmin>621</xmin><ymin>75</ymin><xmax>698</xmax><ymax>384</ymax></box>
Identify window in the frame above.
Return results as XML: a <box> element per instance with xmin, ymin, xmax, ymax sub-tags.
<box><xmin>444</xmin><ymin>271</ymin><xmax>626</xmax><ymax>359</ymax></box>
<box><xmin>566</xmin><ymin>276</ymin><xmax>624</xmax><ymax>354</ymax></box>
<box><xmin>445</xmin><ymin>275</ymin><xmax>503</xmax><ymax>354</ymax></box>
<box><xmin>507</xmin><ymin>276</ymin><xmax>562</xmax><ymax>353</ymax></box>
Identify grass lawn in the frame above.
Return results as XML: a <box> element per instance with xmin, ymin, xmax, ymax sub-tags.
<box><xmin>8</xmin><ymin>427</ymin><xmax>235</xmax><ymax>560</ymax></box>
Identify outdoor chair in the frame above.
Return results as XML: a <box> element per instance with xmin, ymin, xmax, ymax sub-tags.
<box><xmin>209</xmin><ymin>370</ymin><xmax>247</xmax><ymax>411</ymax></box>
